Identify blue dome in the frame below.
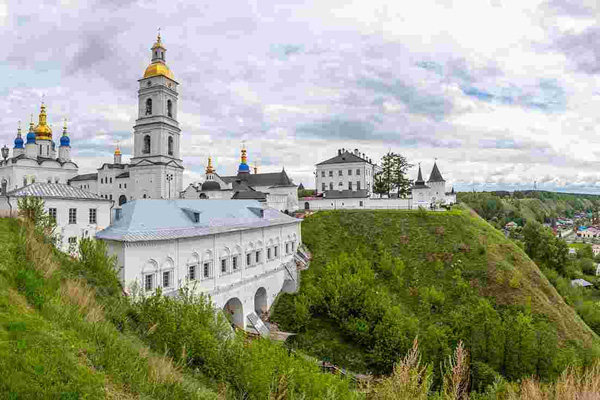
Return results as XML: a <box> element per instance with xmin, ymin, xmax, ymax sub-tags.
<box><xmin>14</xmin><ymin>136</ymin><xmax>24</xmax><ymax>149</ymax></box>
<box><xmin>26</xmin><ymin>131</ymin><xmax>36</xmax><ymax>144</ymax></box>
<box><xmin>60</xmin><ymin>135</ymin><xmax>70</xmax><ymax>147</ymax></box>
<box><xmin>238</xmin><ymin>163</ymin><xmax>250</xmax><ymax>173</ymax></box>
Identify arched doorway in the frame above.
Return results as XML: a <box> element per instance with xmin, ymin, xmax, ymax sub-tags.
<box><xmin>254</xmin><ymin>287</ymin><xmax>267</xmax><ymax>317</ymax></box>
<box><xmin>118</xmin><ymin>195</ymin><xmax>127</xmax><ymax>206</ymax></box>
<box><xmin>223</xmin><ymin>298</ymin><xmax>244</xmax><ymax>329</ymax></box>
<box><xmin>304</xmin><ymin>202</ymin><xmax>310</xmax><ymax>210</ymax></box>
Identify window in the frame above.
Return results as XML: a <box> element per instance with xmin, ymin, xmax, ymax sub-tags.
<box><xmin>356</xmin><ymin>169</ymin><xmax>360</xmax><ymax>175</ymax></box>
<box><xmin>291</xmin><ymin>242</ymin><xmax>295</xmax><ymax>252</ymax></box>
<box><xmin>143</xmin><ymin>135</ymin><xmax>151</xmax><ymax>154</ymax></box>
<box><xmin>255</xmin><ymin>250</ymin><xmax>261</xmax><ymax>264</ymax></box>
<box><xmin>274</xmin><ymin>246</ymin><xmax>278</xmax><ymax>258</ymax></box>
<box><xmin>338</xmin><ymin>170</ymin><xmax>343</xmax><ymax>176</ymax></box>
<box><xmin>69</xmin><ymin>208</ymin><xmax>77</xmax><ymax>224</ymax></box>
<box><xmin>246</xmin><ymin>253</ymin><xmax>251</xmax><ymax>267</ymax></box>
<box><xmin>267</xmin><ymin>247</ymin><xmax>272</xmax><ymax>260</ymax></box>
<box><xmin>348</xmin><ymin>169</ymin><xmax>352</xmax><ymax>176</ymax></box>
<box><xmin>321</xmin><ymin>183</ymin><xmax>326</xmax><ymax>192</ymax></box>
<box><xmin>68</xmin><ymin>237</ymin><xmax>77</xmax><ymax>245</ymax></box>
<box><xmin>188</xmin><ymin>265</ymin><xmax>196</xmax><ymax>281</ymax></box>
<box><xmin>167</xmin><ymin>100</ymin><xmax>173</xmax><ymax>117</ymax></box>
<box><xmin>124</xmin><ymin>183</ymin><xmax>127</xmax><ymax>189</ymax></box>
<box><xmin>23</xmin><ymin>177</ymin><xmax>27</xmax><ymax>187</ymax></box>
<box><xmin>145</xmin><ymin>98</ymin><xmax>152</xmax><ymax>115</ymax></box>
<box><xmin>357</xmin><ymin>181</ymin><xmax>361</xmax><ymax>190</ymax></box>
<box><xmin>89</xmin><ymin>208</ymin><xmax>97</xmax><ymax>224</ymax></box>
<box><xmin>100</xmin><ymin>178</ymin><xmax>103</xmax><ymax>184</ymax></box>
<box><xmin>329</xmin><ymin>171</ymin><xmax>333</xmax><ymax>177</ymax></box>
<box><xmin>220</xmin><ymin>258</ymin><xmax>227</xmax><ymax>274</ymax></box>
<box><xmin>286</xmin><ymin>242</ymin><xmax>290</xmax><ymax>254</ymax></box>
<box><xmin>203</xmin><ymin>262</ymin><xmax>210</xmax><ymax>279</ymax></box>
<box><xmin>47</xmin><ymin>177</ymin><xmax>52</xmax><ymax>183</ymax></box>
<box><xmin>109</xmin><ymin>194</ymin><xmax>112</xmax><ymax>200</ymax></box>
<box><xmin>162</xmin><ymin>271</ymin><xmax>171</xmax><ymax>288</ymax></box>
<box><xmin>338</xmin><ymin>182</ymin><xmax>343</xmax><ymax>187</ymax></box>
<box><xmin>144</xmin><ymin>274</ymin><xmax>153</xmax><ymax>291</ymax></box>
<box><xmin>232</xmin><ymin>256</ymin><xmax>238</xmax><ymax>271</ymax></box>
<box><xmin>168</xmin><ymin>136</ymin><xmax>174</xmax><ymax>156</ymax></box>
<box><xmin>119</xmin><ymin>184</ymin><xmax>121</xmax><ymax>189</ymax></box>
<box><xmin>48</xmin><ymin>208</ymin><xmax>57</xmax><ymax>223</ymax></box>
<box><xmin>348</xmin><ymin>182</ymin><xmax>353</xmax><ymax>190</ymax></box>
<box><xmin>110</xmin><ymin>177</ymin><xmax>113</xmax><ymax>184</ymax></box>
<box><xmin>55</xmin><ymin>178</ymin><xmax>59</xmax><ymax>183</ymax></box>
<box><xmin>329</xmin><ymin>183</ymin><xmax>333</xmax><ymax>190</ymax></box>
<box><xmin>321</xmin><ymin>171</ymin><xmax>325</xmax><ymax>177</ymax></box>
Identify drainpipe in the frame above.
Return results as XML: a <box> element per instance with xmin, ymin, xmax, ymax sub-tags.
<box><xmin>109</xmin><ymin>199</ymin><xmax>115</xmax><ymax>225</ymax></box>
<box><xmin>4</xmin><ymin>193</ymin><xmax>12</xmax><ymax>217</ymax></box>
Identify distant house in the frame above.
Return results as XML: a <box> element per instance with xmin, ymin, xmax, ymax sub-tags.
<box><xmin>571</xmin><ymin>279</ymin><xmax>594</xmax><ymax>288</ymax></box>
<box><xmin>505</xmin><ymin>221</ymin><xmax>518</xmax><ymax>229</ymax></box>
<box><xmin>593</xmin><ymin>245</ymin><xmax>600</xmax><ymax>257</ymax></box>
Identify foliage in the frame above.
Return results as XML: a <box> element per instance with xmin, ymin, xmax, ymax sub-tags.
<box><xmin>373</xmin><ymin>172</ymin><xmax>388</xmax><ymax>198</ymax></box>
<box><xmin>17</xmin><ymin>196</ymin><xmax>57</xmax><ymax>244</ymax></box>
<box><xmin>378</xmin><ymin>151</ymin><xmax>413</xmax><ymax>197</ymax></box>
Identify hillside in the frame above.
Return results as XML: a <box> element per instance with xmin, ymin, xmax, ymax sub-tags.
<box><xmin>271</xmin><ymin>208</ymin><xmax>600</xmax><ymax>389</ymax></box>
<box><xmin>0</xmin><ymin>216</ymin><xmax>360</xmax><ymax>399</ymax></box>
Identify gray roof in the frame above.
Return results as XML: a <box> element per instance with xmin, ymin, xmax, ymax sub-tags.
<box><xmin>231</xmin><ymin>190</ymin><xmax>267</xmax><ymax>200</ymax></box>
<box><xmin>116</xmin><ymin>172</ymin><xmax>130</xmax><ymax>179</ymax></box>
<box><xmin>69</xmin><ymin>173</ymin><xmax>98</xmax><ymax>182</ymax></box>
<box><xmin>571</xmin><ymin>279</ymin><xmax>594</xmax><ymax>287</ymax></box>
<box><xmin>201</xmin><ymin>180</ymin><xmax>221</xmax><ymax>191</ymax></box>
<box><xmin>324</xmin><ymin>189</ymin><xmax>369</xmax><ymax>199</ymax></box>
<box><xmin>316</xmin><ymin>151</ymin><xmax>372</xmax><ymax>166</ymax></box>
<box><xmin>221</xmin><ymin>169</ymin><xmax>295</xmax><ymax>188</ymax></box>
<box><xmin>6</xmin><ymin>182</ymin><xmax>108</xmax><ymax>201</ymax></box>
<box><xmin>96</xmin><ymin>199</ymin><xmax>300</xmax><ymax>242</ymax></box>
<box><xmin>10</xmin><ymin>154</ymin><xmax>78</xmax><ymax>168</ymax></box>
<box><xmin>428</xmin><ymin>162</ymin><xmax>445</xmax><ymax>182</ymax></box>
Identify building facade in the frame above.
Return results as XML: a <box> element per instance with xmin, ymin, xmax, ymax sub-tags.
<box><xmin>411</xmin><ymin>162</ymin><xmax>456</xmax><ymax>207</ymax></box>
<box><xmin>315</xmin><ymin>149</ymin><xmax>380</xmax><ymax>197</ymax></box>
<box><xmin>0</xmin><ymin>183</ymin><xmax>111</xmax><ymax>251</ymax></box>
<box><xmin>97</xmin><ymin>199</ymin><xmax>303</xmax><ymax>329</ymax></box>
<box><xmin>68</xmin><ymin>32</ymin><xmax>184</xmax><ymax>204</ymax></box>
<box><xmin>182</xmin><ymin>149</ymin><xmax>298</xmax><ymax>212</ymax></box>
<box><xmin>0</xmin><ymin>108</ymin><xmax>77</xmax><ymax>194</ymax></box>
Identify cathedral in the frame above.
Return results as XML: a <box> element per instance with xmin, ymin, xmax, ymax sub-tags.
<box><xmin>68</xmin><ymin>32</ymin><xmax>184</xmax><ymax>204</ymax></box>
<box><xmin>0</xmin><ymin>105</ymin><xmax>77</xmax><ymax>194</ymax></box>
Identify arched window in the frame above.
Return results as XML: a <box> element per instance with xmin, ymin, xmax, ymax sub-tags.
<box><xmin>329</xmin><ymin>182</ymin><xmax>333</xmax><ymax>190</ymax></box>
<box><xmin>168</xmin><ymin>136</ymin><xmax>173</xmax><ymax>156</ymax></box>
<box><xmin>145</xmin><ymin>98</ymin><xmax>152</xmax><ymax>115</ymax></box>
<box><xmin>304</xmin><ymin>202</ymin><xmax>310</xmax><ymax>210</ymax></box>
<box><xmin>167</xmin><ymin>100</ymin><xmax>173</xmax><ymax>117</ymax></box>
<box><xmin>118</xmin><ymin>195</ymin><xmax>127</xmax><ymax>206</ymax></box>
<box><xmin>143</xmin><ymin>194</ymin><xmax>147</xmax><ymax>199</ymax></box>
<box><xmin>143</xmin><ymin>135</ymin><xmax>151</xmax><ymax>154</ymax></box>
<box><xmin>23</xmin><ymin>177</ymin><xmax>27</xmax><ymax>187</ymax></box>
<box><xmin>1</xmin><ymin>180</ymin><xmax>7</xmax><ymax>194</ymax></box>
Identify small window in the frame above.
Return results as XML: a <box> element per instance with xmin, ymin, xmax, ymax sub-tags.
<box><xmin>193</xmin><ymin>212</ymin><xmax>200</xmax><ymax>223</ymax></box>
<box><xmin>47</xmin><ymin>177</ymin><xmax>52</xmax><ymax>183</ymax></box>
<box><xmin>48</xmin><ymin>208</ymin><xmax>57</xmax><ymax>223</ymax></box>
<box><xmin>328</xmin><ymin>171</ymin><xmax>333</xmax><ymax>177</ymax></box>
<box><xmin>162</xmin><ymin>271</ymin><xmax>171</xmax><ymax>288</ymax></box>
<box><xmin>246</xmin><ymin>253</ymin><xmax>251</xmax><ymax>267</ymax></box>
<box><xmin>274</xmin><ymin>246</ymin><xmax>278</xmax><ymax>258</ymax></box>
<box><xmin>338</xmin><ymin>182</ymin><xmax>343</xmax><ymax>187</ymax></box>
<box><xmin>348</xmin><ymin>182</ymin><xmax>353</xmax><ymax>190</ymax></box>
<box><xmin>124</xmin><ymin>183</ymin><xmax>127</xmax><ymax>189</ymax></box>
<box><xmin>145</xmin><ymin>98</ymin><xmax>152</xmax><ymax>115</ymax></box>
<box><xmin>221</xmin><ymin>258</ymin><xmax>227</xmax><ymax>274</ymax></box>
<box><xmin>357</xmin><ymin>181</ymin><xmax>361</xmax><ymax>190</ymax></box>
<box><xmin>109</xmin><ymin>194</ymin><xmax>113</xmax><ymax>200</ymax></box>
<box><xmin>267</xmin><ymin>247</ymin><xmax>271</xmax><ymax>260</ymax></box>
<box><xmin>101</xmin><ymin>178</ymin><xmax>103</xmax><ymax>184</ymax></box>
<box><xmin>348</xmin><ymin>169</ymin><xmax>352</xmax><ymax>176</ymax></box>
<box><xmin>329</xmin><ymin>183</ymin><xmax>333</xmax><ymax>190</ymax></box>
<box><xmin>68</xmin><ymin>208</ymin><xmax>77</xmax><ymax>224</ymax></box>
<box><xmin>143</xmin><ymin>135</ymin><xmax>151</xmax><ymax>154</ymax></box>
<box><xmin>89</xmin><ymin>208</ymin><xmax>97</xmax><ymax>224</ymax></box>
<box><xmin>338</xmin><ymin>170</ymin><xmax>343</xmax><ymax>176</ymax></box>
<box><xmin>203</xmin><ymin>262</ymin><xmax>210</xmax><ymax>278</ymax></box>
<box><xmin>255</xmin><ymin>250</ymin><xmax>261</xmax><ymax>264</ymax></box>
<box><xmin>286</xmin><ymin>243</ymin><xmax>290</xmax><ymax>254</ymax></box>
<box><xmin>356</xmin><ymin>169</ymin><xmax>360</xmax><ymax>176</ymax></box>
<box><xmin>110</xmin><ymin>177</ymin><xmax>113</xmax><ymax>184</ymax></box>
<box><xmin>232</xmin><ymin>256</ymin><xmax>238</xmax><ymax>271</ymax></box>
<box><xmin>321</xmin><ymin>171</ymin><xmax>325</xmax><ymax>177</ymax></box>
<box><xmin>119</xmin><ymin>184</ymin><xmax>121</xmax><ymax>189</ymax></box>
<box><xmin>168</xmin><ymin>136</ymin><xmax>174</xmax><ymax>156</ymax></box>
<box><xmin>188</xmin><ymin>265</ymin><xmax>196</xmax><ymax>281</ymax></box>
<box><xmin>291</xmin><ymin>242</ymin><xmax>295</xmax><ymax>252</ymax></box>
<box><xmin>167</xmin><ymin>99</ymin><xmax>173</xmax><ymax>117</ymax></box>
<box><xmin>144</xmin><ymin>274</ymin><xmax>153</xmax><ymax>291</ymax></box>
<box><xmin>322</xmin><ymin>183</ymin><xmax>326</xmax><ymax>192</ymax></box>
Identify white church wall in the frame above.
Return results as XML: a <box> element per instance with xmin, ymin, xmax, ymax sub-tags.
<box><xmin>302</xmin><ymin>197</ymin><xmax>413</xmax><ymax>210</ymax></box>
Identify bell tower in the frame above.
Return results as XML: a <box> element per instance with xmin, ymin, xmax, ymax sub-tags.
<box><xmin>130</xmin><ymin>31</ymin><xmax>184</xmax><ymax>199</ymax></box>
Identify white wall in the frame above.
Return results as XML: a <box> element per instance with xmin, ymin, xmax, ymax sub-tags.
<box><xmin>302</xmin><ymin>197</ymin><xmax>413</xmax><ymax>210</ymax></box>
<box><xmin>316</xmin><ymin>161</ymin><xmax>377</xmax><ymax>195</ymax></box>
<box><xmin>0</xmin><ymin>159</ymin><xmax>78</xmax><ymax>191</ymax></box>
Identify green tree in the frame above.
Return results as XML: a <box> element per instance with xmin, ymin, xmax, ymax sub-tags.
<box><xmin>379</xmin><ymin>151</ymin><xmax>413</xmax><ymax>197</ymax></box>
<box><xmin>373</xmin><ymin>171</ymin><xmax>389</xmax><ymax>198</ymax></box>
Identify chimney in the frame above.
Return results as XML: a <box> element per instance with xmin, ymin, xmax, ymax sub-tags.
<box><xmin>338</xmin><ymin>149</ymin><xmax>342</xmax><ymax>156</ymax></box>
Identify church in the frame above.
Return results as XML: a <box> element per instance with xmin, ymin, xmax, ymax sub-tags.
<box><xmin>68</xmin><ymin>32</ymin><xmax>184</xmax><ymax>204</ymax></box>
<box><xmin>181</xmin><ymin>148</ymin><xmax>298</xmax><ymax>212</ymax></box>
<box><xmin>0</xmin><ymin>106</ymin><xmax>78</xmax><ymax>194</ymax></box>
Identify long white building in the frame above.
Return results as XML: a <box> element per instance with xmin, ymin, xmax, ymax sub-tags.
<box><xmin>97</xmin><ymin>199</ymin><xmax>303</xmax><ymax>330</ymax></box>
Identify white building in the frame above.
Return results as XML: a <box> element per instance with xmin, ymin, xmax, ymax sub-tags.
<box><xmin>68</xmin><ymin>32</ymin><xmax>184</xmax><ymax>204</ymax></box>
<box><xmin>315</xmin><ymin>148</ymin><xmax>380</xmax><ymax>197</ymax></box>
<box><xmin>182</xmin><ymin>150</ymin><xmax>298</xmax><ymax>212</ymax></box>
<box><xmin>96</xmin><ymin>199</ymin><xmax>303</xmax><ymax>330</ymax></box>
<box><xmin>411</xmin><ymin>162</ymin><xmax>456</xmax><ymax>207</ymax></box>
<box><xmin>0</xmin><ymin>108</ymin><xmax>78</xmax><ymax>193</ymax></box>
<box><xmin>0</xmin><ymin>183</ymin><xmax>111</xmax><ymax>251</ymax></box>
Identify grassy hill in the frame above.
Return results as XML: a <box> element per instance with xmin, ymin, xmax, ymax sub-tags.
<box><xmin>271</xmin><ymin>208</ymin><xmax>600</xmax><ymax>389</ymax></box>
<box><xmin>0</xmin><ymin>216</ymin><xmax>360</xmax><ymax>399</ymax></box>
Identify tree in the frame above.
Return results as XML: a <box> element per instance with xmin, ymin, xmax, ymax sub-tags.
<box><xmin>373</xmin><ymin>171</ymin><xmax>389</xmax><ymax>198</ymax></box>
<box><xmin>379</xmin><ymin>151</ymin><xmax>413</xmax><ymax>198</ymax></box>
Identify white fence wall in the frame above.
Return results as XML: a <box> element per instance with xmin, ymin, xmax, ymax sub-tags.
<box><xmin>301</xmin><ymin>197</ymin><xmax>413</xmax><ymax>210</ymax></box>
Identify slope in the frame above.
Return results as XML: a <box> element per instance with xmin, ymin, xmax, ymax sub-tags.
<box><xmin>271</xmin><ymin>208</ymin><xmax>600</xmax><ymax>387</ymax></box>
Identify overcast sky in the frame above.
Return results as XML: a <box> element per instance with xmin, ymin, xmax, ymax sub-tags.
<box><xmin>2</xmin><ymin>0</ymin><xmax>600</xmax><ymax>193</ymax></box>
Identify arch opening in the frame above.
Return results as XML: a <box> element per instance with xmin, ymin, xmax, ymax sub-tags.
<box><xmin>254</xmin><ymin>287</ymin><xmax>267</xmax><ymax>318</ymax></box>
<box><xmin>118</xmin><ymin>195</ymin><xmax>127</xmax><ymax>206</ymax></box>
<box><xmin>223</xmin><ymin>297</ymin><xmax>244</xmax><ymax>329</ymax></box>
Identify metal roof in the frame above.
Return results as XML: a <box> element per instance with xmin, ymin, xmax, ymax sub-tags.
<box><xmin>6</xmin><ymin>182</ymin><xmax>109</xmax><ymax>201</ymax></box>
<box><xmin>221</xmin><ymin>169</ymin><xmax>295</xmax><ymax>188</ymax></box>
<box><xmin>316</xmin><ymin>151</ymin><xmax>372</xmax><ymax>166</ymax></box>
<box><xmin>96</xmin><ymin>199</ymin><xmax>300</xmax><ymax>242</ymax></box>
<box><xmin>428</xmin><ymin>162</ymin><xmax>445</xmax><ymax>183</ymax></box>
<box><xmin>68</xmin><ymin>173</ymin><xmax>98</xmax><ymax>182</ymax></box>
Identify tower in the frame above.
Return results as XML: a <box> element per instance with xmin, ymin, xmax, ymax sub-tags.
<box><xmin>427</xmin><ymin>161</ymin><xmax>446</xmax><ymax>202</ymax></box>
<box><xmin>129</xmin><ymin>31</ymin><xmax>183</xmax><ymax>199</ymax></box>
<box><xmin>114</xmin><ymin>145</ymin><xmax>122</xmax><ymax>164</ymax></box>
<box><xmin>13</xmin><ymin>122</ymin><xmax>24</xmax><ymax>158</ymax></box>
<box><xmin>58</xmin><ymin>119</ymin><xmax>71</xmax><ymax>162</ymax></box>
<box><xmin>34</xmin><ymin>102</ymin><xmax>53</xmax><ymax>158</ymax></box>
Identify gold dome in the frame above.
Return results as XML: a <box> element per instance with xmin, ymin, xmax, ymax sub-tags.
<box><xmin>114</xmin><ymin>147</ymin><xmax>121</xmax><ymax>156</ymax></box>
<box><xmin>143</xmin><ymin>62</ymin><xmax>174</xmax><ymax>79</ymax></box>
<box><xmin>34</xmin><ymin>103</ymin><xmax>52</xmax><ymax>141</ymax></box>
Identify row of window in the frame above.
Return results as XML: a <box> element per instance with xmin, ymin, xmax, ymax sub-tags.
<box><xmin>22</xmin><ymin>176</ymin><xmax>61</xmax><ymax>186</ymax></box>
<box><xmin>322</xmin><ymin>168</ymin><xmax>362</xmax><ymax>178</ymax></box>
<box><xmin>143</xmin><ymin>242</ymin><xmax>297</xmax><ymax>291</ymax></box>
<box><xmin>322</xmin><ymin>181</ymin><xmax>364</xmax><ymax>191</ymax></box>
<box><xmin>142</xmin><ymin>135</ymin><xmax>174</xmax><ymax>155</ymax></box>
<box><xmin>144</xmin><ymin>98</ymin><xmax>173</xmax><ymax>118</ymax></box>
<box><xmin>48</xmin><ymin>207</ymin><xmax>97</xmax><ymax>225</ymax></box>
<box><xmin>101</xmin><ymin>177</ymin><xmax>113</xmax><ymax>184</ymax></box>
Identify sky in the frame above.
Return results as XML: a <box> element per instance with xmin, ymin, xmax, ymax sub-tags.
<box><xmin>2</xmin><ymin>0</ymin><xmax>600</xmax><ymax>193</ymax></box>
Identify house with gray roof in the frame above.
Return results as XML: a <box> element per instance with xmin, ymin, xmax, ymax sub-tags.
<box><xmin>315</xmin><ymin>148</ymin><xmax>381</xmax><ymax>198</ymax></box>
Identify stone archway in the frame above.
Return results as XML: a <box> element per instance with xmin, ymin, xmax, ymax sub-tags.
<box><xmin>304</xmin><ymin>201</ymin><xmax>310</xmax><ymax>210</ymax></box>
<box><xmin>118</xmin><ymin>195</ymin><xmax>127</xmax><ymax>206</ymax></box>
<box><xmin>223</xmin><ymin>297</ymin><xmax>244</xmax><ymax>329</ymax></box>
<box><xmin>254</xmin><ymin>287</ymin><xmax>267</xmax><ymax>317</ymax></box>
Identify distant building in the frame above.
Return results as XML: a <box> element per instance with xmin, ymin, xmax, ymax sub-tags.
<box><xmin>0</xmin><ymin>183</ymin><xmax>111</xmax><ymax>251</ymax></box>
<box><xmin>571</xmin><ymin>279</ymin><xmax>593</xmax><ymax>288</ymax></box>
<box><xmin>97</xmin><ymin>199</ymin><xmax>303</xmax><ymax>330</ymax></box>
<box><xmin>411</xmin><ymin>162</ymin><xmax>456</xmax><ymax>207</ymax></box>
<box><xmin>505</xmin><ymin>221</ymin><xmax>519</xmax><ymax>229</ymax></box>
<box><xmin>315</xmin><ymin>149</ymin><xmax>380</xmax><ymax>197</ymax></box>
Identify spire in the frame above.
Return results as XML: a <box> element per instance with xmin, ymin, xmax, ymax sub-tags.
<box><xmin>206</xmin><ymin>156</ymin><xmax>215</xmax><ymax>174</ymax></box>
<box><xmin>428</xmin><ymin>160</ymin><xmax>445</xmax><ymax>183</ymax></box>
<box><xmin>13</xmin><ymin>121</ymin><xmax>24</xmax><ymax>149</ymax></box>
<box><xmin>416</xmin><ymin>163</ymin><xmax>424</xmax><ymax>183</ymax></box>
<box><xmin>238</xmin><ymin>144</ymin><xmax>251</xmax><ymax>174</ymax></box>
<box><xmin>34</xmin><ymin>101</ymin><xmax>52</xmax><ymax>140</ymax></box>
<box><xmin>26</xmin><ymin>115</ymin><xmax>36</xmax><ymax>145</ymax></box>
<box><xmin>113</xmin><ymin>141</ymin><xmax>122</xmax><ymax>164</ymax></box>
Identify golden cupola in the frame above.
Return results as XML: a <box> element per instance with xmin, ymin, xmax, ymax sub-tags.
<box><xmin>34</xmin><ymin>103</ymin><xmax>52</xmax><ymax>141</ymax></box>
<box><xmin>143</xmin><ymin>31</ymin><xmax>174</xmax><ymax>80</ymax></box>
<box><xmin>206</xmin><ymin>156</ymin><xmax>215</xmax><ymax>174</ymax></box>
